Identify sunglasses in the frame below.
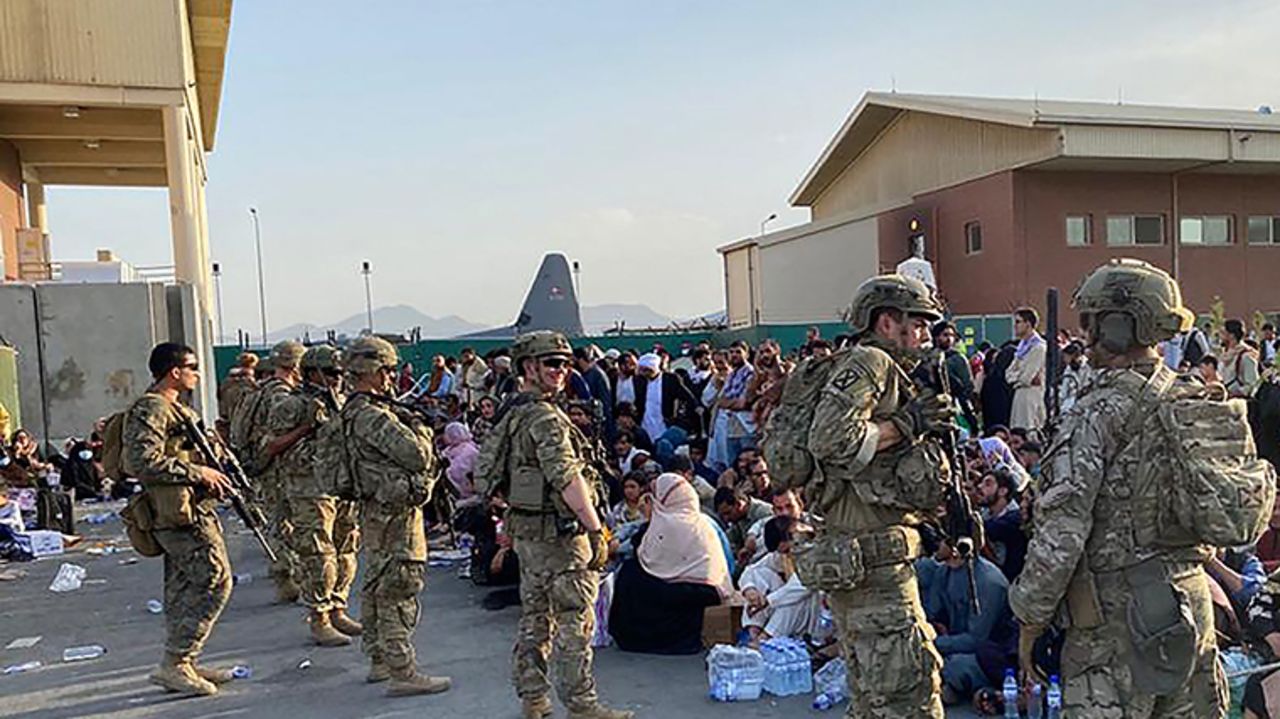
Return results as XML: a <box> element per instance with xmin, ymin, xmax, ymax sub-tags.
<box><xmin>540</xmin><ymin>357</ymin><xmax>569</xmax><ymax>370</ymax></box>
<box><xmin>179</xmin><ymin>362</ymin><xmax>199</xmax><ymax>372</ymax></box>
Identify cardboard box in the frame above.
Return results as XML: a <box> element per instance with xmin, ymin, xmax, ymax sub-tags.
<box><xmin>701</xmin><ymin>599</ymin><xmax>746</xmax><ymax>649</ymax></box>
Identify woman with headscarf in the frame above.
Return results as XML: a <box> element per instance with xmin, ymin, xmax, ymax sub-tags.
<box><xmin>609</xmin><ymin>473</ymin><xmax>735</xmax><ymax>655</ymax></box>
<box><xmin>441</xmin><ymin>422</ymin><xmax>479</xmax><ymax>500</ymax></box>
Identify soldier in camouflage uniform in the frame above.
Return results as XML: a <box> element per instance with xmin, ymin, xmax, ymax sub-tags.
<box><xmin>804</xmin><ymin>275</ymin><xmax>953</xmax><ymax>718</ymax></box>
<box><xmin>1009</xmin><ymin>259</ymin><xmax>1229</xmax><ymax>717</ymax></box>
<box><xmin>474</xmin><ymin>331</ymin><xmax>632</xmax><ymax>719</ymax></box>
<box><xmin>264</xmin><ymin>344</ymin><xmax>363</xmax><ymax>646</ymax></box>
<box><xmin>123</xmin><ymin>342</ymin><xmax>237</xmax><ymax>697</ymax></box>
<box><xmin>249</xmin><ymin>341</ymin><xmax>305</xmax><ymax>602</ymax></box>
<box><xmin>342</xmin><ymin>337</ymin><xmax>451</xmax><ymax>697</ymax></box>
<box><xmin>216</xmin><ymin>351</ymin><xmax>259</xmax><ymax>440</ymax></box>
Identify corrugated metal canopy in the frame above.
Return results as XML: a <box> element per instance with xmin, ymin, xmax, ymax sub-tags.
<box><xmin>791</xmin><ymin>91</ymin><xmax>1280</xmax><ymax>206</ymax></box>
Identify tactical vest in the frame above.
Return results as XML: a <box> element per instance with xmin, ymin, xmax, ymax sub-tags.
<box><xmin>505</xmin><ymin>400</ymin><xmax>591</xmax><ymax>520</ymax></box>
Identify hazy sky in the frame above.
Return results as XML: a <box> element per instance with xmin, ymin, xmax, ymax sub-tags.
<box><xmin>41</xmin><ymin>0</ymin><xmax>1280</xmax><ymax>333</ymax></box>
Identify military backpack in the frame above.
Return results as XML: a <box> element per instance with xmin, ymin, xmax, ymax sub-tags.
<box><xmin>227</xmin><ymin>381</ymin><xmax>278</xmax><ymax>475</ymax></box>
<box><xmin>312</xmin><ymin>408</ymin><xmax>357</xmax><ymax>500</ymax></box>
<box><xmin>761</xmin><ymin>348</ymin><xmax>848</xmax><ymax>493</ymax></box>
<box><xmin>99</xmin><ymin>410</ymin><xmax>128</xmax><ymax>480</ymax></box>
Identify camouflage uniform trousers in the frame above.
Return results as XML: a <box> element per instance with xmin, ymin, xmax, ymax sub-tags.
<box><xmin>511</xmin><ymin>532</ymin><xmax>600</xmax><ymax>712</ymax></box>
<box><xmin>288</xmin><ymin>493</ymin><xmax>360</xmax><ymax>611</ymax></box>
<box><xmin>827</xmin><ymin>561</ymin><xmax>944</xmax><ymax>719</ymax></box>
<box><xmin>152</xmin><ymin>511</ymin><xmax>233</xmax><ymax>660</ymax></box>
<box><xmin>1059</xmin><ymin>567</ymin><xmax>1226</xmax><ymax>718</ymax></box>
<box><xmin>257</xmin><ymin>472</ymin><xmax>298</xmax><ymax>587</ymax></box>
<box><xmin>360</xmin><ymin>551</ymin><xmax>426</xmax><ymax>673</ymax></box>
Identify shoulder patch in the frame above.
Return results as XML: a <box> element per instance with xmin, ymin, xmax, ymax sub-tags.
<box><xmin>831</xmin><ymin>368</ymin><xmax>863</xmax><ymax>391</ymax></box>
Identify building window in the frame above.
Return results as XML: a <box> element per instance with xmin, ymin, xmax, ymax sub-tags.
<box><xmin>1106</xmin><ymin>214</ymin><xmax>1164</xmax><ymax>246</ymax></box>
<box><xmin>964</xmin><ymin>221</ymin><xmax>982</xmax><ymax>255</ymax></box>
<box><xmin>1179</xmin><ymin>216</ymin><xmax>1232</xmax><ymax>245</ymax></box>
<box><xmin>1066</xmin><ymin>215</ymin><xmax>1091</xmax><ymax>246</ymax></box>
<box><xmin>1248</xmin><ymin>216</ymin><xmax>1280</xmax><ymax>245</ymax></box>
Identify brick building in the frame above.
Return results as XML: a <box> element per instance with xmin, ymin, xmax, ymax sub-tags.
<box><xmin>721</xmin><ymin>92</ymin><xmax>1280</xmax><ymax>329</ymax></box>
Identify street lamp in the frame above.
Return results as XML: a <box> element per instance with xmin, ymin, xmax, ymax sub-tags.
<box><xmin>760</xmin><ymin>212</ymin><xmax>778</xmax><ymax>238</ymax></box>
<box><xmin>248</xmin><ymin>207</ymin><xmax>268</xmax><ymax>346</ymax></box>
<box><xmin>361</xmin><ymin>260</ymin><xmax>374</xmax><ymax>334</ymax></box>
<box><xmin>212</xmin><ymin>261</ymin><xmax>224</xmax><ymax>345</ymax></box>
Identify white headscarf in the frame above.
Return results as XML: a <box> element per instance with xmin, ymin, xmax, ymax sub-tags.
<box><xmin>638</xmin><ymin>473</ymin><xmax>733</xmax><ymax>599</ymax></box>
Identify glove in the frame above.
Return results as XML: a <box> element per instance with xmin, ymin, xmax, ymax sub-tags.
<box><xmin>897</xmin><ymin>390</ymin><xmax>956</xmax><ymax>437</ymax></box>
<box><xmin>1018</xmin><ymin>622</ymin><xmax>1047</xmax><ymax>685</ymax></box>
<box><xmin>586</xmin><ymin>529</ymin><xmax>609</xmax><ymax>571</ymax></box>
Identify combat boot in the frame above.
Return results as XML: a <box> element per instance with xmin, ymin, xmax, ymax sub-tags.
<box><xmin>310</xmin><ymin>611</ymin><xmax>352</xmax><ymax>647</ymax></box>
<box><xmin>329</xmin><ymin>609</ymin><xmax>364</xmax><ymax>636</ymax></box>
<box><xmin>366</xmin><ymin>661</ymin><xmax>391</xmax><ymax>684</ymax></box>
<box><xmin>521</xmin><ymin>695</ymin><xmax>553</xmax><ymax>719</ymax></box>
<box><xmin>149</xmin><ymin>656</ymin><xmax>218</xmax><ymax>697</ymax></box>
<box><xmin>567</xmin><ymin>704</ymin><xmax>635</xmax><ymax>719</ymax></box>
<box><xmin>385</xmin><ymin>668</ymin><xmax>452</xmax><ymax>697</ymax></box>
<box><xmin>193</xmin><ymin>664</ymin><xmax>236</xmax><ymax>685</ymax></box>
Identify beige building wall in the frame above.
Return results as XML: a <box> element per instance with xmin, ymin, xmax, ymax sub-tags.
<box><xmin>756</xmin><ymin>215</ymin><xmax>879</xmax><ymax>324</ymax></box>
<box><xmin>724</xmin><ymin>246</ymin><xmax>753</xmax><ymax>329</ymax></box>
<box><xmin>811</xmin><ymin>112</ymin><xmax>1059</xmax><ymax>220</ymax></box>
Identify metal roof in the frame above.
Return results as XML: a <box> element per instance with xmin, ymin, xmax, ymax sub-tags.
<box><xmin>791</xmin><ymin>91</ymin><xmax>1280</xmax><ymax>206</ymax></box>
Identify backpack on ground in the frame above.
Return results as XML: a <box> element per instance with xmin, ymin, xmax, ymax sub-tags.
<box><xmin>313</xmin><ymin>410</ymin><xmax>357</xmax><ymax>500</ymax></box>
<box><xmin>1134</xmin><ymin>372</ymin><xmax>1277</xmax><ymax>549</ymax></box>
<box><xmin>100</xmin><ymin>411</ymin><xmax>128</xmax><ymax>480</ymax></box>
<box><xmin>761</xmin><ymin>348</ymin><xmax>848</xmax><ymax>493</ymax></box>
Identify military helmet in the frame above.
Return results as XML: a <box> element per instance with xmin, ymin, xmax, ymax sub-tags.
<box><xmin>345</xmin><ymin>336</ymin><xmax>399</xmax><ymax>375</ymax></box>
<box><xmin>301</xmin><ymin>345</ymin><xmax>343</xmax><ymax>371</ymax></box>
<box><xmin>269</xmin><ymin>340</ymin><xmax>306</xmax><ymax>369</ymax></box>
<box><xmin>846</xmin><ymin>274</ymin><xmax>944</xmax><ymax>333</ymax></box>
<box><xmin>512</xmin><ymin>331</ymin><xmax>573</xmax><ymax>363</ymax></box>
<box><xmin>1073</xmin><ymin>258</ymin><xmax>1194</xmax><ymax>346</ymax></box>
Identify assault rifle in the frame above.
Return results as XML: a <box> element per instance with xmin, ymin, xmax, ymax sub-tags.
<box><xmin>1043</xmin><ymin>287</ymin><xmax>1063</xmax><ymax>439</ymax></box>
<box><xmin>921</xmin><ymin>351</ymin><xmax>982</xmax><ymax>615</ymax></box>
<box><xmin>178</xmin><ymin>413</ymin><xmax>278</xmax><ymax>564</ymax></box>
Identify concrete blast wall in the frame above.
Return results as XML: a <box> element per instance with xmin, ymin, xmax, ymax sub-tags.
<box><xmin>0</xmin><ymin>281</ymin><xmax>207</xmax><ymax>449</ymax></box>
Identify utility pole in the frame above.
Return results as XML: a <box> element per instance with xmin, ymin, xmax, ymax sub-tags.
<box><xmin>249</xmin><ymin>207</ymin><xmax>268</xmax><ymax>346</ymax></box>
<box><xmin>212</xmin><ymin>261</ymin><xmax>225</xmax><ymax>344</ymax></box>
<box><xmin>362</xmin><ymin>260</ymin><xmax>374</xmax><ymax>334</ymax></box>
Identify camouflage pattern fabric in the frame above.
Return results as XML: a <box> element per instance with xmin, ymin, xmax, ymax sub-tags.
<box><xmin>289</xmin><ymin>496</ymin><xmax>360</xmax><ymax>611</ymax></box>
<box><xmin>256</xmin><ymin>381</ymin><xmax>304</xmax><ymax>588</ymax></box>
<box><xmin>217</xmin><ymin>374</ymin><xmax>256</xmax><ymax>425</ymax></box>
<box><xmin>805</xmin><ymin>336</ymin><xmax>943</xmax><ymax>718</ymax></box>
<box><xmin>360</xmin><ymin>551</ymin><xmax>426</xmax><ymax>673</ymax></box>
<box><xmin>121</xmin><ymin>392</ymin><xmax>231</xmax><ymax>662</ymax></box>
<box><xmin>153</xmin><ymin>513</ymin><xmax>233</xmax><ymax>660</ymax></box>
<box><xmin>510</xmin><ymin>526</ymin><xmax>600</xmax><ymax>712</ymax></box>
<box><xmin>343</xmin><ymin>392</ymin><xmax>435</xmax><ymax>670</ymax></box>
<box><xmin>1008</xmin><ymin>363</ymin><xmax>1227</xmax><ymax>717</ymax></box>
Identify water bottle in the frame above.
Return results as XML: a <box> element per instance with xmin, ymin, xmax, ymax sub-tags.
<box><xmin>3</xmin><ymin>661</ymin><xmax>41</xmax><ymax>675</ymax></box>
<box><xmin>794</xmin><ymin>642</ymin><xmax>812</xmax><ymax>693</ymax></box>
<box><xmin>233</xmin><ymin>573</ymin><xmax>253</xmax><ymax>585</ymax></box>
<box><xmin>231</xmin><ymin>665</ymin><xmax>252</xmax><ymax>679</ymax></box>
<box><xmin>1002</xmin><ymin>669</ymin><xmax>1020</xmax><ymax>719</ymax></box>
<box><xmin>146</xmin><ymin>599</ymin><xmax>163</xmax><ymax>614</ymax></box>
<box><xmin>1027</xmin><ymin>681</ymin><xmax>1043</xmax><ymax>719</ymax></box>
<box><xmin>1046</xmin><ymin>675</ymin><xmax>1062</xmax><ymax>719</ymax></box>
<box><xmin>62</xmin><ymin>645</ymin><xmax>106</xmax><ymax>662</ymax></box>
<box><xmin>813</xmin><ymin>692</ymin><xmax>837</xmax><ymax>711</ymax></box>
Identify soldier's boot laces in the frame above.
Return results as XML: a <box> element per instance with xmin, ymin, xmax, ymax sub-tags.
<box><xmin>567</xmin><ymin>704</ymin><xmax>635</xmax><ymax>719</ymax></box>
<box><xmin>521</xmin><ymin>695</ymin><xmax>553</xmax><ymax>719</ymax></box>
<box><xmin>329</xmin><ymin>609</ymin><xmax>364</xmax><ymax>636</ymax></box>
<box><xmin>193</xmin><ymin>664</ymin><xmax>236</xmax><ymax>685</ymax></box>
<box><xmin>149</xmin><ymin>657</ymin><xmax>218</xmax><ymax>697</ymax></box>
<box><xmin>310</xmin><ymin>611</ymin><xmax>352</xmax><ymax>647</ymax></box>
<box><xmin>385</xmin><ymin>669</ymin><xmax>452</xmax><ymax>698</ymax></box>
<box><xmin>366</xmin><ymin>661</ymin><xmax>391</xmax><ymax>684</ymax></box>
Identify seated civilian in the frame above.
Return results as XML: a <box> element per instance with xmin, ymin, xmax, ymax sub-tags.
<box><xmin>739</xmin><ymin>516</ymin><xmax>823</xmax><ymax>647</ymax></box>
<box><xmin>609</xmin><ymin>474</ymin><xmax>734</xmax><ymax>655</ymax></box>
<box><xmin>1240</xmin><ymin>578</ymin><xmax>1280</xmax><ymax>718</ymax></box>
<box><xmin>742</xmin><ymin>488</ymin><xmax>812</xmax><ymax>564</ymax></box>
<box><xmin>1016</xmin><ymin>441</ymin><xmax>1043</xmax><ymax>481</ymax></box>
<box><xmin>686</xmin><ymin>438</ymin><xmax>720</xmax><ymax>486</ymax></box>
<box><xmin>54</xmin><ymin>438</ymin><xmax>106</xmax><ymax>500</ymax></box>
<box><xmin>716</xmin><ymin>447</ymin><xmax>759</xmax><ymax>490</ymax></box>
<box><xmin>607</xmin><ymin>472</ymin><xmax>649</xmax><ymax>529</ymax></box>
<box><xmin>715</xmin><ymin>487</ymin><xmax>773</xmax><ymax>569</ymax></box>
<box><xmin>5</xmin><ymin>429</ymin><xmax>75</xmax><ymax>534</ymax></box>
<box><xmin>667</xmin><ymin>453</ymin><xmax>716</xmax><ymax>510</ymax></box>
<box><xmin>977</xmin><ymin>467</ymin><xmax>1027</xmax><ymax>581</ymax></box>
<box><xmin>612</xmin><ymin>430</ymin><xmax>645</xmax><ymax>477</ymax></box>
<box><xmin>441</xmin><ymin>422</ymin><xmax>480</xmax><ymax>499</ymax></box>
<box><xmin>741</xmin><ymin>456</ymin><xmax>774</xmax><ymax>501</ymax></box>
<box><xmin>1207</xmin><ymin>545</ymin><xmax>1267</xmax><ymax>613</ymax></box>
<box><xmin>1256</xmin><ymin>497</ymin><xmax>1280</xmax><ymax>574</ymax></box>
<box><xmin>614</xmin><ymin>403</ymin><xmax>654</xmax><ymax>454</ymax></box>
<box><xmin>917</xmin><ymin>541</ymin><xmax>1015</xmax><ymax>706</ymax></box>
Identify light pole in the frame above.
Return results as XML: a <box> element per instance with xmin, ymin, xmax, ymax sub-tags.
<box><xmin>212</xmin><ymin>261</ymin><xmax>225</xmax><ymax>345</ymax></box>
<box><xmin>760</xmin><ymin>212</ymin><xmax>778</xmax><ymax>238</ymax></box>
<box><xmin>362</xmin><ymin>260</ymin><xmax>374</xmax><ymax>334</ymax></box>
<box><xmin>249</xmin><ymin>207</ymin><xmax>268</xmax><ymax>346</ymax></box>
